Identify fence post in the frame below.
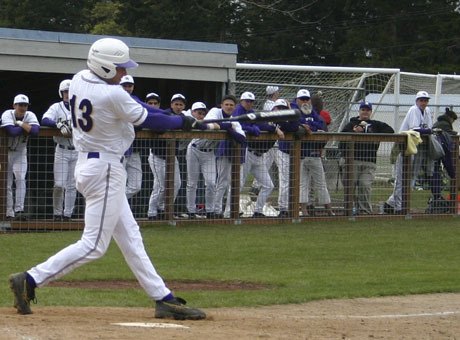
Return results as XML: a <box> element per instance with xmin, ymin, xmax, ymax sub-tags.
<box><xmin>230</xmin><ymin>141</ymin><xmax>242</xmax><ymax>222</ymax></box>
<box><xmin>164</xmin><ymin>138</ymin><xmax>176</xmax><ymax>224</ymax></box>
<box><xmin>289</xmin><ymin>138</ymin><xmax>301</xmax><ymax>221</ymax></box>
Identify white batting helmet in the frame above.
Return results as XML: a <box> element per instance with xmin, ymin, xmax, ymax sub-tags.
<box><xmin>87</xmin><ymin>38</ymin><xmax>138</xmax><ymax>79</ymax></box>
<box><xmin>58</xmin><ymin>79</ymin><xmax>71</xmax><ymax>98</ymax></box>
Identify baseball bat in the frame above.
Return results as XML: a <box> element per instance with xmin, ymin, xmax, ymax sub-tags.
<box><xmin>202</xmin><ymin>109</ymin><xmax>301</xmax><ymax>124</ymax></box>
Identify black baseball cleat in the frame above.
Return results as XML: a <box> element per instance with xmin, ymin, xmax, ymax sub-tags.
<box><xmin>252</xmin><ymin>212</ymin><xmax>266</xmax><ymax>218</ymax></box>
<box><xmin>383</xmin><ymin>202</ymin><xmax>395</xmax><ymax>214</ymax></box>
<box><xmin>9</xmin><ymin>272</ymin><xmax>36</xmax><ymax>315</ymax></box>
<box><xmin>278</xmin><ymin>211</ymin><xmax>290</xmax><ymax>218</ymax></box>
<box><xmin>15</xmin><ymin>212</ymin><xmax>28</xmax><ymax>221</ymax></box>
<box><xmin>155</xmin><ymin>297</ymin><xmax>206</xmax><ymax>320</ymax></box>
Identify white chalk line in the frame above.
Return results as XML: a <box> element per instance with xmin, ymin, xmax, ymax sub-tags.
<box><xmin>303</xmin><ymin>311</ymin><xmax>460</xmax><ymax>320</ymax></box>
<box><xmin>112</xmin><ymin>322</ymin><xmax>189</xmax><ymax>329</ymax></box>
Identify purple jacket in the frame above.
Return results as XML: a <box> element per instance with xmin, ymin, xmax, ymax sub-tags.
<box><xmin>278</xmin><ymin>102</ymin><xmax>326</xmax><ymax>156</ymax></box>
<box><xmin>233</xmin><ymin>103</ymin><xmax>277</xmax><ymax>154</ymax></box>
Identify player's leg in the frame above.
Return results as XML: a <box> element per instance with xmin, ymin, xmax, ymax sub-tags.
<box><xmin>148</xmin><ymin>154</ymin><xmax>165</xmax><ymax>218</ymax></box>
<box><xmin>63</xmin><ymin>152</ymin><xmax>78</xmax><ymax>219</ymax></box>
<box><xmin>252</xmin><ymin>154</ymin><xmax>274</xmax><ymax>215</ymax></box>
<box><xmin>214</xmin><ymin>157</ymin><xmax>231</xmax><ymax>215</ymax></box>
<box><xmin>112</xmin><ymin>197</ymin><xmax>206</xmax><ymax>320</ymax></box>
<box><xmin>27</xmin><ymin>158</ymin><xmax>127</xmax><ymax>287</ymax></box>
<box><xmin>186</xmin><ymin>146</ymin><xmax>200</xmax><ymax>214</ymax></box>
<box><xmin>13</xmin><ymin>150</ymin><xmax>27</xmax><ymax>214</ymax></box>
<box><xmin>201</xmin><ymin>152</ymin><xmax>217</xmax><ymax>215</ymax></box>
<box><xmin>277</xmin><ymin>150</ymin><xmax>290</xmax><ymax>215</ymax></box>
<box><xmin>113</xmin><ymin>197</ymin><xmax>170</xmax><ymax>300</ymax></box>
<box><xmin>386</xmin><ymin>153</ymin><xmax>403</xmax><ymax>212</ymax></box>
<box><xmin>53</xmin><ymin>146</ymin><xmax>66</xmax><ymax>218</ymax></box>
<box><xmin>240</xmin><ymin>150</ymin><xmax>252</xmax><ymax>191</ymax></box>
<box><xmin>6</xmin><ymin>152</ymin><xmax>15</xmax><ymax>217</ymax></box>
<box><xmin>310</xmin><ymin>157</ymin><xmax>333</xmax><ymax>214</ymax></box>
<box><xmin>173</xmin><ymin>156</ymin><xmax>181</xmax><ymax>201</ymax></box>
<box><xmin>125</xmin><ymin>152</ymin><xmax>142</xmax><ymax>199</ymax></box>
<box><xmin>299</xmin><ymin>157</ymin><xmax>311</xmax><ymax>215</ymax></box>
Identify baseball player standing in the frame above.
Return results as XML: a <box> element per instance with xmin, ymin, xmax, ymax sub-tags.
<box><xmin>42</xmin><ymin>80</ymin><xmax>78</xmax><ymax>221</ymax></box>
<box><xmin>210</xmin><ymin>95</ymin><xmax>246</xmax><ymax>218</ymax></box>
<box><xmin>185</xmin><ymin>102</ymin><xmax>218</xmax><ymax>218</ymax></box>
<box><xmin>249</xmin><ymin>86</ymin><xmax>281</xmax><ymax>196</ymax></box>
<box><xmin>120</xmin><ymin>75</ymin><xmax>143</xmax><ymax>200</ymax></box>
<box><xmin>9</xmin><ymin>38</ymin><xmax>206</xmax><ymax>320</ymax></box>
<box><xmin>146</xmin><ymin>94</ymin><xmax>185</xmax><ymax>220</ymax></box>
<box><xmin>236</xmin><ymin>91</ymin><xmax>282</xmax><ymax>218</ymax></box>
<box><xmin>1</xmin><ymin>94</ymin><xmax>40</xmax><ymax>221</ymax></box>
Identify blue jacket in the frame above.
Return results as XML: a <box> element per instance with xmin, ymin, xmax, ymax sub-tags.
<box><xmin>233</xmin><ymin>103</ymin><xmax>276</xmax><ymax>154</ymax></box>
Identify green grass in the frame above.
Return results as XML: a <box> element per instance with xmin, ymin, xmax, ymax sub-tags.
<box><xmin>2</xmin><ymin>218</ymin><xmax>460</xmax><ymax>308</ymax></box>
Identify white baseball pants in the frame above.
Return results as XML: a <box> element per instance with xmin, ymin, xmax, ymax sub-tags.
<box><xmin>186</xmin><ymin>144</ymin><xmax>216</xmax><ymax>213</ymax></box>
<box><xmin>53</xmin><ymin>146</ymin><xmax>78</xmax><ymax>217</ymax></box>
<box><xmin>240</xmin><ymin>150</ymin><xmax>274</xmax><ymax>213</ymax></box>
<box><xmin>28</xmin><ymin>152</ymin><xmax>171</xmax><ymax>301</ymax></box>
<box><xmin>124</xmin><ymin>152</ymin><xmax>142</xmax><ymax>199</ymax></box>
<box><xmin>299</xmin><ymin>157</ymin><xmax>331</xmax><ymax>205</ymax></box>
<box><xmin>6</xmin><ymin>149</ymin><xmax>27</xmax><ymax>217</ymax></box>
<box><xmin>214</xmin><ymin>157</ymin><xmax>232</xmax><ymax>215</ymax></box>
<box><xmin>147</xmin><ymin>153</ymin><xmax>180</xmax><ymax>217</ymax></box>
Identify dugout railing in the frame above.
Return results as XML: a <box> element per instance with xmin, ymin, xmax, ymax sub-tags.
<box><xmin>0</xmin><ymin>128</ymin><xmax>458</xmax><ymax>231</ymax></box>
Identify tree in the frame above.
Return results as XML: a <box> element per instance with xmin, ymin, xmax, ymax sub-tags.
<box><xmin>0</xmin><ymin>0</ymin><xmax>91</xmax><ymax>33</ymax></box>
<box><xmin>1</xmin><ymin>0</ymin><xmax>460</xmax><ymax>73</ymax></box>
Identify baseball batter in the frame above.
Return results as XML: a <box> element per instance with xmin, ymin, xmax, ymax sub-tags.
<box><xmin>1</xmin><ymin>94</ymin><xmax>40</xmax><ymax>220</ymax></box>
<box><xmin>42</xmin><ymin>79</ymin><xmax>78</xmax><ymax>221</ymax></box>
<box><xmin>9</xmin><ymin>38</ymin><xmax>206</xmax><ymax>320</ymax></box>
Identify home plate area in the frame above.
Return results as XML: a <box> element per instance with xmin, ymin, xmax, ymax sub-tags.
<box><xmin>112</xmin><ymin>322</ymin><xmax>189</xmax><ymax>329</ymax></box>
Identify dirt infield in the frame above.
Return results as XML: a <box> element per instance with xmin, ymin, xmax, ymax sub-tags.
<box><xmin>1</xmin><ymin>293</ymin><xmax>459</xmax><ymax>339</ymax></box>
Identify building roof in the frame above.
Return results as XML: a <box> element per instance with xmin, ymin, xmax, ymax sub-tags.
<box><xmin>0</xmin><ymin>27</ymin><xmax>238</xmax><ymax>82</ymax></box>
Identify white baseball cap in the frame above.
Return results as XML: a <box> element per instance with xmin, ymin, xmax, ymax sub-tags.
<box><xmin>120</xmin><ymin>75</ymin><xmax>134</xmax><ymax>85</ymax></box>
<box><xmin>296</xmin><ymin>89</ymin><xmax>311</xmax><ymax>99</ymax></box>
<box><xmin>191</xmin><ymin>102</ymin><xmax>207</xmax><ymax>111</ymax></box>
<box><xmin>273</xmin><ymin>99</ymin><xmax>289</xmax><ymax>108</ymax></box>
<box><xmin>415</xmin><ymin>90</ymin><xmax>430</xmax><ymax>100</ymax></box>
<box><xmin>240</xmin><ymin>91</ymin><xmax>255</xmax><ymax>101</ymax></box>
<box><xmin>145</xmin><ymin>92</ymin><xmax>160</xmax><ymax>101</ymax></box>
<box><xmin>171</xmin><ymin>93</ymin><xmax>186</xmax><ymax>102</ymax></box>
<box><xmin>13</xmin><ymin>94</ymin><xmax>29</xmax><ymax>105</ymax></box>
<box><xmin>266</xmin><ymin>86</ymin><xmax>279</xmax><ymax>95</ymax></box>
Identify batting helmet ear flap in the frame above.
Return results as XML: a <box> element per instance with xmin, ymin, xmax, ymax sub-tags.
<box><xmin>58</xmin><ymin>79</ymin><xmax>71</xmax><ymax>98</ymax></box>
<box><xmin>87</xmin><ymin>38</ymin><xmax>138</xmax><ymax>80</ymax></box>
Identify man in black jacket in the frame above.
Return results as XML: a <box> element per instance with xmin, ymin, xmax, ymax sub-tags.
<box><xmin>427</xmin><ymin>108</ymin><xmax>458</xmax><ymax>213</ymax></box>
<box><xmin>341</xmin><ymin>101</ymin><xmax>394</xmax><ymax>214</ymax></box>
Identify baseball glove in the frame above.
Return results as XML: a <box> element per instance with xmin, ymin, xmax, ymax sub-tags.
<box><xmin>57</xmin><ymin>121</ymin><xmax>72</xmax><ymax>138</ymax></box>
